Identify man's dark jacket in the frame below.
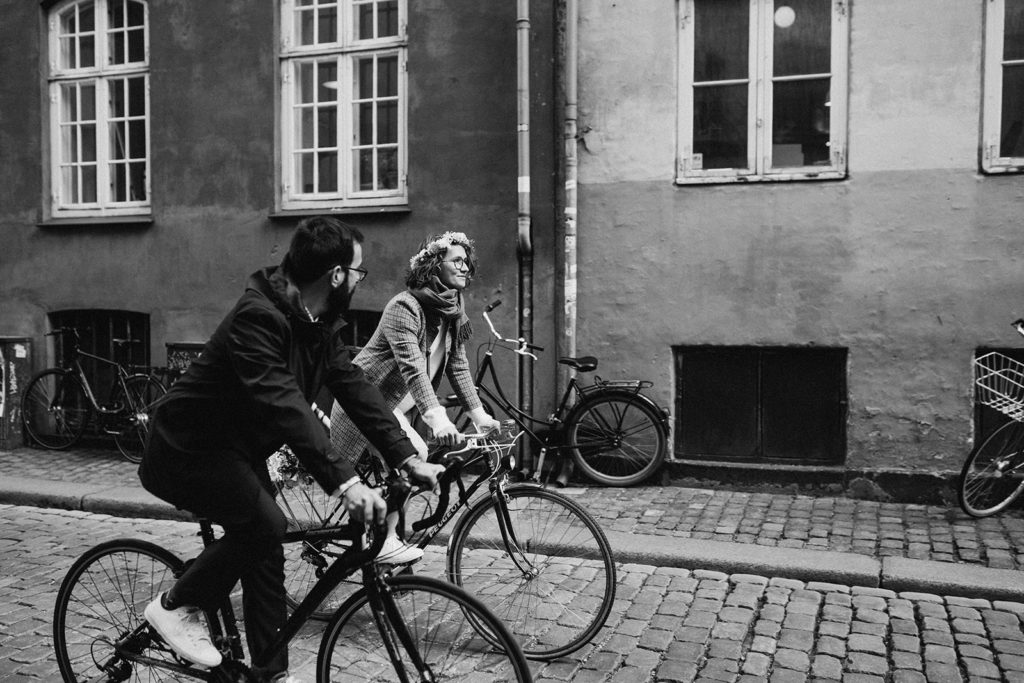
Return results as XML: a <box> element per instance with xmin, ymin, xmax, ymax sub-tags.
<box><xmin>146</xmin><ymin>267</ymin><xmax>414</xmax><ymax>494</ymax></box>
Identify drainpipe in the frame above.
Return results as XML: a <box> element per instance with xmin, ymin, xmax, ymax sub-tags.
<box><xmin>516</xmin><ymin>0</ymin><xmax>534</xmax><ymax>453</ymax></box>
<box><xmin>559</xmin><ymin>0</ymin><xmax>579</xmax><ymax>393</ymax></box>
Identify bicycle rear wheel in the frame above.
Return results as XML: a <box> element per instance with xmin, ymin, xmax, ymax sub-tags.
<box><xmin>316</xmin><ymin>574</ymin><xmax>531</xmax><ymax>682</ymax></box>
<box><xmin>53</xmin><ymin>539</ymin><xmax>189</xmax><ymax>682</ymax></box>
<box><xmin>275</xmin><ymin>467</ymin><xmax>358</xmax><ymax>620</ymax></box>
<box><xmin>959</xmin><ymin>419</ymin><xmax>1024</xmax><ymax>517</ymax></box>
<box><xmin>112</xmin><ymin>374</ymin><xmax>167</xmax><ymax>463</ymax></box>
<box><xmin>447</xmin><ymin>484</ymin><xmax>615</xmax><ymax>660</ymax></box>
<box><xmin>566</xmin><ymin>392</ymin><xmax>667</xmax><ymax>486</ymax></box>
<box><xmin>22</xmin><ymin>368</ymin><xmax>92</xmax><ymax>450</ymax></box>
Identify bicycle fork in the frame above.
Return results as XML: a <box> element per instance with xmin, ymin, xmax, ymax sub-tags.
<box><xmin>489</xmin><ymin>484</ymin><xmax>540</xmax><ymax>579</ymax></box>
<box><xmin>366</xmin><ymin>575</ymin><xmax>435</xmax><ymax>683</ymax></box>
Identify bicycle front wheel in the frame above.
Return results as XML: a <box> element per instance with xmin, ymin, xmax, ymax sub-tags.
<box><xmin>54</xmin><ymin>539</ymin><xmax>187</xmax><ymax>682</ymax></box>
<box><xmin>113</xmin><ymin>375</ymin><xmax>167</xmax><ymax>463</ymax></box>
<box><xmin>959</xmin><ymin>419</ymin><xmax>1024</xmax><ymax>517</ymax></box>
<box><xmin>316</xmin><ymin>574</ymin><xmax>531</xmax><ymax>682</ymax></box>
<box><xmin>448</xmin><ymin>485</ymin><xmax>615</xmax><ymax>660</ymax></box>
<box><xmin>22</xmin><ymin>368</ymin><xmax>91</xmax><ymax>450</ymax></box>
<box><xmin>566</xmin><ymin>392</ymin><xmax>667</xmax><ymax>486</ymax></box>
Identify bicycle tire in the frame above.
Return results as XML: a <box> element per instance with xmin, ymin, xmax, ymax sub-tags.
<box><xmin>112</xmin><ymin>374</ymin><xmax>168</xmax><ymax>463</ymax></box>
<box><xmin>22</xmin><ymin>368</ymin><xmax>92</xmax><ymax>450</ymax></box>
<box><xmin>53</xmin><ymin>539</ymin><xmax>189</xmax><ymax>683</ymax></box>
<box><xmin>316</xmin><ymin>573</ymin><xmax>531</xmax><ymax>682</ymax></box>
<box><xmin>276</xmin><ymin>473</ymin><xmax>359</xmax><ymax>620</ymax></box>
<box><xmin>959</xmin><ymin>419</ymin><xmax>1024</xmax><ymax>517</ymax></box>
<box><xmin>447</xmin><ymin>484</ymin><xmax>615</xmax><ymax>660</ymax></box>
<box><xmin>565</xmin><ymin>391</ymin><xmax>667</xmax><ymax>486</ymax></box>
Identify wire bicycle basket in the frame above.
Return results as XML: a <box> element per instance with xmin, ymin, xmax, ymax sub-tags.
<box><xmin>974</xmin><ymin>351</ymin><xmax>1024</xmax><ymax>422</ymax></box>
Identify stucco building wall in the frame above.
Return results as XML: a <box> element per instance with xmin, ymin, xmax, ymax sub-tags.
<box><xmin>576</xmin><ymin>0</ymin><xmax>1021</xmax><ymax>473</ymax></box>
<box><xmin>0</xmin><ymin>1</ymin><xmax>556</xmax><ymax>397</ymax></box>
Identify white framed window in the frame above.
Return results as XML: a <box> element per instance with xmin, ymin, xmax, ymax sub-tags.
<box><xmin>983</xmin><ymin>0</ymin><xmax>1024</xmax><ymax>173</ymax></box>
<box><xmin>676</xmin><ymin>0</ymin><xmax>848</xmax><ymax>184</ymax></box>
<box><xmin>47</xmin><ymin>0</ymin><xmax>150</xmax><ymax>219</ymax></box>
<box><xmin>279</xmin><ymin>0</ymin><xmax>407</xmax><ymax>211</ymax></box>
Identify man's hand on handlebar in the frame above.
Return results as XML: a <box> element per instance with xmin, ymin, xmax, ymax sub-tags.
<box><xmin>340</xmin><ymin>482</ymin><xmax>387</xmax><ymax>526</ymax></box>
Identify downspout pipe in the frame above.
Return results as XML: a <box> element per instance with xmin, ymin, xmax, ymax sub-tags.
<box><xmin>516</xmin><ymin>0</ymin><xmax>534</xmax><ymax>441</ymax></box>
<box><xmin>560</xmin><ymin>0</ymin><xmax>579</xmax><ymax>392</ymax></box>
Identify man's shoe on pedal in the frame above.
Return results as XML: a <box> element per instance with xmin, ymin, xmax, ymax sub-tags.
<box><xmin>374</xmin><ymin>535</ymin><xmax>423</xmax><ymax>565</ymax></box>
<box><xmin>144</xmin><ymin>593</ymin><xmax>222</xmax><ymax>667</ymax></box>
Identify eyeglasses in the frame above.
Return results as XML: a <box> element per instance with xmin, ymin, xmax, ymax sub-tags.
<box><xmin>443</xmin><ymin>257</ymin><xmax>470</xmax><ymax>271</ymax></box>
<box><xmin>343</xmin><ymin>266</ymin><xmax>368</xmax><ymax>283</ymax></box>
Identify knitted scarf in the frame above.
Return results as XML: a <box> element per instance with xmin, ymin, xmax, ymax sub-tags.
<box><xmin>409</xmin><ymin>277</ymin><xmax>473</xmax><ymax>347</ymax></box>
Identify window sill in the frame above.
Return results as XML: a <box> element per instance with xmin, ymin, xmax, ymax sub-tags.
<box><xmin>38</xmin><ymin>215</ymin><xmax>154</xmax><ymax>228</ymax></box>
<box><xmin>674</xmin><ymin>170</ymin><xmax>847</xmax><ymax>186</ymax></box>
<box><xmin>270</xmin><ymin>205</ymin><xmax>411</xmax><ymax>221</ymax></box>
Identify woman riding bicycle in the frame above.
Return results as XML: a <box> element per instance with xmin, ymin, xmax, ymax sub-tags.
<box><xmin>330</xmin><ymin>231</ymin><xmax>500</xmax><ymax>564</ymax></box>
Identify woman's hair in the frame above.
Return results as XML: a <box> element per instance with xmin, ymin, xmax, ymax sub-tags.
<box><xmin>406</xmin><ymin>231</ymin><xmax>477</xmax><ymax>288</ymax></box>
<box><xmin>282</xmin><ymin>215</ymin><xmax>364</xmax><ymax>286</ymax></box>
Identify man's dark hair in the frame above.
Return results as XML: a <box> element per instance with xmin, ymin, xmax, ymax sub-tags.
<box><xmin>282</xmin><ymin>216</ymin><xmax>364</xmax><ymax>286</ymax></box>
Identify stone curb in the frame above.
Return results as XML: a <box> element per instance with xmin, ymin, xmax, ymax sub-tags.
<box><xmin>3</xmin><ymin>475</ymin><xmax>1022</xmax><ymax>603</ymax></box>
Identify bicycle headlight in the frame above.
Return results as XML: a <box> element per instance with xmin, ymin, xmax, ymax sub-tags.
<box><xmin>502</xmin><ymin>454</ymin><xmax>516</xmax><ymax>471</ymax></box>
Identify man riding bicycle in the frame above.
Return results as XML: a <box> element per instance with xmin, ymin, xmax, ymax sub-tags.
<box><xmin>138</xmin><ymin>216</ymin><xmax>443</xmax><ymax>683</ymax></box>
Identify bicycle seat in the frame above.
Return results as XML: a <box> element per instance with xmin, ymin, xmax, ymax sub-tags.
<box><xmin>558</xmin><ymin>356</ymin><xmax>598</xmax><ymax>372</ymax></box>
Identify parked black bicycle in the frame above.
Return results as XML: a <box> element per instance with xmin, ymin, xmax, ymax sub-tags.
<box><xmin>959</xmin><ymin>318</ymin><xmax>1024</xmax><ymax>517</ymax></box>
<box><xmin>442</xmin><ymin>300</ymin><xmax>670</xmax><ymax>487</ymax></box>
<box><xmin>20</xmin><ymin>327</ymin><xmax>166</xmax><ymax>463</ymax></box>
<box><xmin>53</xmin><ymin>480</ymin><xmax>532</xmax><ymax>682</ymax></box>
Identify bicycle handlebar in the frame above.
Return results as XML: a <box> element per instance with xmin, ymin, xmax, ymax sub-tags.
<box><xmin>482</xmin><ymin>301</ymin><xmax>544</xmax><ymax>358</ymax></box>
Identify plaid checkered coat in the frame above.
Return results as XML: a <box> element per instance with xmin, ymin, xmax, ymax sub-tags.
<box><xmin>330</xmin><ymin>291</ymin><xmax>482</xmax><ymax>466</ymax></box>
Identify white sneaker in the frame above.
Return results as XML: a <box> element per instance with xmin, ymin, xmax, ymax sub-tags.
<box><xmin>144</xmin><ymin>594</ymin><xmax>222</xmax><ymax>668</ymax></box>
<box><xmin>375</xmin><ymin>535</ymin><xmax>423</xmax><ymax>565</ymax></box>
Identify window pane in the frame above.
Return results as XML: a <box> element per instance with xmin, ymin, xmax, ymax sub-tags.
<box><xmin>62</xmin><ymin>166</ymin><xmax>77</xmax><ymax>202</ymax></box>
<box><xmin>318</xmin><ymin>107</ymin><xmax>337</xmax><ymax>147</ymax></box>
<box><xmin>299</xmin><ymin>8</ymin><xmax>315</xmax><ymax>45</ymax></box>
<box><xmin>127</xmin><ymin>27</ymin><xmax>145</xmax><ymax>62</ymax></box>
<box><xmin>110</xmin><ymin>0</ymin><xmax>125</xmax><ymax>29</ymax></box>
<box><xmin>111</xmin><ymin>79</ymin><xmax>126</xmax><ymax>118</ymax></box>
<box><xmin>357</xmin><ymin>58</ymin><xmax>374</xmax><ymax>99</ymax></box>
<box><xmin>61</xmin><ymin>85</ymin><xmax>79</xmax><ymax>123</ymax></box>
<box><xmin>378</xmin><ymin>147</ymin><xmax>397</xmax><ymax>189</ymax></box>
<box><xmin>378</xmin><ymin>101</ymin><xmax>397</xmax><ymax>144</ymax></box>
<box><xmin>128</xmin><ymin>77</ymin><xmax>145</xmax><ymax>116</ymax></box>
<box><xmin>772</xmin><ymin>78</ymin><xmax>830</xmax><ymax>167</ymax></box>
<box><xmin>358</xmin><ymin>102</ymin><xmax>373</xmax><ymax>144</ymax></box>
<box><xmin>112</xmin><ymin>162</ymin><xmax>127</xmax><ymax>201</ymax></box>
<box><xmin>81</xmin><ymin>83</ymin><xmax>96</xmax><ymax>120</ymax></box>
<box><xmin>318</xmin><ymin>151</ymin><xmax>338</xmax><ymax>191</ymax></box>
<box><xmin>111</xmin><ymin>30</ymin><xmax>126</xmax><ymax>65</ymax></box>
<box><xmin>357</xmin><ymin>149</ymin><xmax>374</xmax><ymax>190</ymax></box>
<box><xmin>358</xmin><ymin>3</ymin><xmax>374</xmax><ymax>39</ymax></box>
<box><xmin>693</xmin><ymin>84</ymin><xmax>747</xmax><ymax>169</ymax></box>
<box><xmin>129</xmin><ymin>120</ymin><xmax>146</xmax><ymax>158</ymax></box>
<box><xmin>299</xmin><ymin>62</ymin><xmax>315</xmax><ymax>104</ymax></box>
<box><xmin>694</xmin><ymin>0</ymin><xmax>748</xmax><ymax>82</ymax></box>
<box><xmin>82</xmin><ymin>165</ymin><xmax>97</xmax><ymax>202</ymax></box>
<box><xmin>301</xmin><ymin>108</ymin><xmax>315</xmax><ymax>147</ymax></box>
<box><xmin>82</xmin><ymin>124</ymin><xmax>96</xmax><ymax>162</ymax></box>
<box><xmin>318</xmin><ymin>61</ymin><xmax>338</xmax><ymax>100</ymax></box>
<box><xmin>61</xmin><ymin>36</ymin><xmax>78</xmax><ymax>70</ymax></box>
<box><xmin>129</xmin><ymin>162</ymin><xmax>146</xmax><ymax>200</ymax></box>
<box><xmin>1000</xmin><ymin>64</ymin><xmax>1024</xmax><ymax>157</ymax></box>
<box><xmin>318</xmin><ymin>6</ymin><xmax>337</xmax><ymax>43</ymax></box>
<box><xmin>1006</xmin><ymin>0</ymin><xmax>1024</xmax><ymax>61</ymax></box>
<box><xmin>379</xmin><ymin>1</ymin><xmax>398</xmax><ymax>36</ymax></box>
<box><xmin>127</xmin><ymin>0</ymin><xmax>144</xmax><ymax>27</ymax></box>
<box><xmin>81</xmin><ymin>34</ymin><xmax>96</xmax><ymax>68</ymax></box>
<box><xmin>378</xmin><ymin>56</ymin><xmax>397</xmax><ymax>97</ymax></box>
<box><xmin>773</xmin><ymin>1</ymin><xmax>831</xmax><ymax>77</ymax></box>
<box><xmin>111</xmin><ymin>121</ymin><xmax>127</xmax><ymax>160</ymax></box>
<box><xmin>299</xmin><ymin>152</ymin><xmax>315</xmax><ymax>192</ymax></box>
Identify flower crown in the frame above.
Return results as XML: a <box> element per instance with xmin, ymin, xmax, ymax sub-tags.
<box><xmin>408</xmin><ymin>231</ymin><xmax>473</xmax><ymax>270</ymax></box>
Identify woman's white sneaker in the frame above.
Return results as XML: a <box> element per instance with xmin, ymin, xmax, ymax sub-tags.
<box><xmin>144</xmin><ymin>594</ymin><xmax>222</xmax><ymax>668</ymax></box>
<box><xmin>374</xmin><ymin>535</ymin><xmax>423</xmax><ymax>565</ymax></box>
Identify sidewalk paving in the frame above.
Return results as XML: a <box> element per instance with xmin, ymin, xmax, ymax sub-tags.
<box><xmin>3</xmin><ymin>444</ymin><xmax>1024</xmax><ymax>603</ymax></box>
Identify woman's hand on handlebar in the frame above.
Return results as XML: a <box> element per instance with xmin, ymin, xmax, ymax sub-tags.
<box><xmin>403</xmin><ymin>456</ymin><xmax>445</xmax><ymax>489</ymax></box>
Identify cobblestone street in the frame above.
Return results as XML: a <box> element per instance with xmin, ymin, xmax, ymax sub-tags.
<box><xmin>4</xmin><ymin>503</ymin><xmax>1024</xmax><ymax>682</ymax></box>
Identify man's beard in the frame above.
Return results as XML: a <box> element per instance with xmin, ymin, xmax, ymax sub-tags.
<box><xmin>325</xmin><ymin>283</ymin><xmax>353</xmax><ymax>319</ymax></box>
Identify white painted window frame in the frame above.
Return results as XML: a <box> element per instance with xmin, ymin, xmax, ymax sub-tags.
<box><xmin>279</xmin><ymin>0</ymin><xmax>408</xmax><ymax>211</ymax></box>
<box><xmin>676</xmin><ymin>0</ymin><xmax>849</xmax><ymax>185</ymax></box>
<box><xmin>47</xmin><ymin>0</ymin><xmax>151</xmax><ymax>219</ymax></box>
<box><xmin>982</xmin><ymin>0</ymin><xmax>1024</xmax><ymax>173</ymax></box>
